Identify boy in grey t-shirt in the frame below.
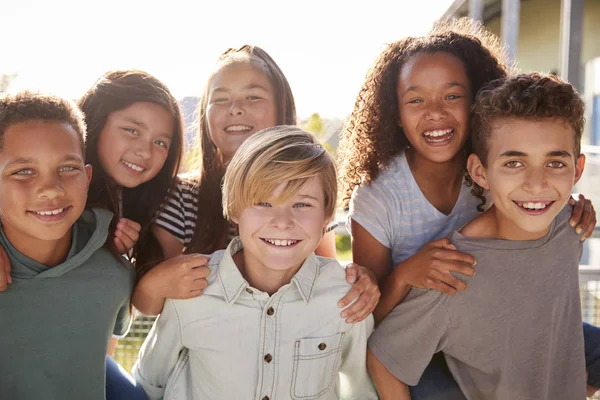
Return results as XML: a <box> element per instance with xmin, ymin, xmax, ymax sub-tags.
<box><xmin>367</xmin><ymin>73</ymin><xmax>589</xmax><ymax>400</ymax></box>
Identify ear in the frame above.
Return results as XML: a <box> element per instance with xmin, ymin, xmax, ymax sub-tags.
<box><xmin>230</xmin><ymin>215</ymin><xmax>239</xmax><ymax>225</ymax></box>
<box><xmin>573</xmin><ymin>154</ymin><xmax>586</xmax><ymax>185</ymax></box>
<box><xmin>84</xmin><ymin>164</ymin><xmax>93</xmax><ymax>186</ymax></box>
<box><xmin>466</xmin><ymin>153</ymin><xmax>490</xmax><ymax>190</ymax></box>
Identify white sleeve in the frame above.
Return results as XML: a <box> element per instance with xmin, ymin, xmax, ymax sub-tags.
<box><xmin>132</xmin><ymin>299</ymin><xmax>185</xmax><ymax>400</ymax></box>
<box><xmin>339</xmin><ymin>314</ymin><xmax>379</xmax><ymax>400</ymax></box>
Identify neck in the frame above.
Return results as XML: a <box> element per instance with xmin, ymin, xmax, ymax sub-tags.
<box><xmin>406</xmin><ymin>148</ymin><xmax>465</xmax><ymax>186</ymax></box>
<box><xmin>3</xmin><ymin>227</ymin><xmax>72</xmax><ymax>267</ymax></box>
<box><xmin>462</xmin><ymin>206</ymin><xmax>550</xmax><ymax>241</ymax></box>
<box><xmin>233</xmin><ymin>250</ymin><xmax>300</xmax><ymax>296</ymax></box>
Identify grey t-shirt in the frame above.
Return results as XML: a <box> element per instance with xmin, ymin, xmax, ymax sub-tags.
<box><xmin>368</xmin><ymin>206</ymin><xmax>586</xmax><ymax>400</ymax></box>
<box><xmin>0</xmin><ymin>208</ymin><xmax>136</xmax><ymax>400</ymax></box>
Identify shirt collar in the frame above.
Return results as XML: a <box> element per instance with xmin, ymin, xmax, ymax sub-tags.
<box><xmin>218</xmin><ymin>237</ymin><xmax>320</xmax><ymax>304</ymax></box>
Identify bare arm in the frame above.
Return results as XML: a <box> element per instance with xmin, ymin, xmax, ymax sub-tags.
<box><xmin>152</xmin><ymin>225</ymin><xmax>185</xmax><ymax>260</ymax></box>
<box><xmin>132</xmin><ymin>254</ymin><xmax>210</xmax><ymax>316</ymax></box>
<box><xmin>351</xmin><ymin>220</ymin><xmax>476</xmax><ymax>325</ymax></box>
<box><xmin>367</xmin><ymin>348</ymin><xmax>411</xmax><ymax>400</ymax></box>
<box><xmin>315</xmin><ymin>229</ymin><xmax>336</xmax><ymax>258</ymax></box>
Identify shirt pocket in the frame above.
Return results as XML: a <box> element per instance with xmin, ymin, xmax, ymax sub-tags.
<box><xmin>290</xmin><ymin>332</ymin><xmax>345</xmax><ymax>400</ymax></box>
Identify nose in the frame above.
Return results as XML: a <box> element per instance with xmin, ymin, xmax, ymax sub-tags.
<box><xmin>133</xmin><ymin>139</ymin><xmax>152</xmax><ymax>160</ymax></box>
<box><xmin>228</xmin><ymin>99</ymin><xmax>244</xmax><ymax>116</ymax></box>
<box><xmin>270</xmin><ymin>207</ymin><xmax>294</xmax><ymax>230</ymax></box>
<box><xmin>523</xmin><ymin>166</ymin><xmax>549</xmax><ymax>193</ymax></box>
<box><xmin>425</xmin><ymin>101</ymin><xmax>447</xmax><ymax>121</ymax></box>
<box><xmin>37</xmin><ymin>175</ymin><xmax>65</xmax><ymax>200</ymax></box>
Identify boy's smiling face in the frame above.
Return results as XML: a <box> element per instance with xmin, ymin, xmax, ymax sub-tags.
<box><xmin>233</xmin><ymin>177</ymin><xmax>328</xmax><ymax>280</ymax></box>
<box><xmin>0</xmin><ymin>121</ymin><xmax>91</xmax><ymax>244</ymax></box>
<box><xmin>468</xmin><ymin>118</ymin><xmax>585</xmax><ymax>240</ymax></box>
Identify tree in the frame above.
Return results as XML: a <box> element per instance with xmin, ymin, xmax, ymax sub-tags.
<box><xmin>304</xmin><ymin>113</ymin><xmax>325</xmax><ymax>138</ymax></box>
<box><xmin>0</xmin><ymin>73</ymin><xmax>17</xmax><ymax>94</ymax></box>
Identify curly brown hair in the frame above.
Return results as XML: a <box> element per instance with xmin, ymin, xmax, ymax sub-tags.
<box><xmin>0</xmin><ymin>91</ymin><xmax>86</xmax><ymax>152</ymax></box>
<box><xmin>338</xmin><ymin>18</ymin><xmax>511</xmax><ymax>210</ymax></box>
<box><xmin>469</xmin><ymin>73</ymin><xmax>585</xmax><ymax>210</ymax></box>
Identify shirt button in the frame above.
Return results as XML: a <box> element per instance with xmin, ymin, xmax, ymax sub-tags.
<box><xmin>267</xmin><ymin>307</ymin><xmax>274</xmax><ymax>316</ymax></box>
<box><xmin>245</xmin><ymin>288</ymin><xmax>254</xmax><ymax>294</ymax></box>
<box><xmin>318</xmin><ymin>343</ymin><xmax>327</xmax><ymax>351</ymax></box>
<box><xmin>264</xmin><ymin>353</ymin><xmax>273</xmax><ymax>363</ymax></box>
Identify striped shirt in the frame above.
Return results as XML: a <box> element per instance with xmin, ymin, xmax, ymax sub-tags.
<box><xmin>156</xmin><ymin>177</ymin><xmax>337</xmax><ymax>248</ymax></box>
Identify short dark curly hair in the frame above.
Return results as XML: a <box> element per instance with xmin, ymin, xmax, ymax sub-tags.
<box><xmin>469</xmin><ymin>73</ymin><xmax>585</xmax><ymax>209</ymax></box>
<box><xmin>0</xmin><ymin>91</ymin><xmax>86</xmax><ymax>153</ymax></box>
<box><xmin>338</xmin><ymin>18</ymin><xmax>511</xmax><ymax>210</ymax></box>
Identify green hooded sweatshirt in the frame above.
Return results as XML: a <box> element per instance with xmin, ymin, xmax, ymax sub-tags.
<box><xmin>0</xmin><ymin>208</ymin><xmax>135</xmax><ymax>400</ymax></box>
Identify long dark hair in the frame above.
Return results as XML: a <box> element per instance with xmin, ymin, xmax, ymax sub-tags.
<box><xmin>185</xmin><ymin>45</ymin><xmax>297</xmax><ymax>254</ymax></box>
<box><xmin>78</xmin><ymin>70</ymin><xmax>184</xmax><ymax>275</ymax></box>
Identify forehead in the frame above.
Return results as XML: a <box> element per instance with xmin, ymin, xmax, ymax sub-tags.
<box><xmin>3</xmin><ymin>121</ymin><xmax>83</xmax><ymax>156</ymax></box>
<box><xmin>108</xmin><ymin>102</ymin><xmax>174</xmax><ymax>133</ymax></box>
<box><xmin>210</xmin><ymin>60</ymin><xmax>274</xmax><ymax>91</ymax></box>
<box><xmin>399</xmin><ymin>52</ymin><xmax>470</xmax><ymax>88</ymax></box>
<box><xmin>488</xmin><ymin>118</ymin><xmax>577</xmax><ymax>156</ymax></box>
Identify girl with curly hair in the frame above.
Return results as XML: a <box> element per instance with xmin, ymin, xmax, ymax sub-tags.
<box><xmin>338</xmin><ymin>18</ymin><xmax>597</xmax><ymax>399</ymax></box>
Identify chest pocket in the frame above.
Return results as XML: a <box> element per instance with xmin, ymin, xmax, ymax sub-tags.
<box><xmin>290</xmin><ymin>332</ymin><xmax>344</xmax><ymax>400</ymax></box>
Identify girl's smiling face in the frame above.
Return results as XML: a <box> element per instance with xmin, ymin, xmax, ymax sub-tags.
<box><xmin>97</xmin><ymin>102</ymin><xmax>174</xmax><ymax>188</ymax></box>
<box><xmin>206</xmin><ymin>61</ymin><xmax>278</xmax><ymax>162</ymax></box>
<box><xmin>397</xmin><ymin>51</ymin><xmax>472</xmax><ymax>164</ymax></box>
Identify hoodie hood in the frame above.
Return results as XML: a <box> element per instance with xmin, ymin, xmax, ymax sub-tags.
<box><xmin>5</xmin><ymin>208</ymin><xmax>114</xmax><ymax>280</ymax></box>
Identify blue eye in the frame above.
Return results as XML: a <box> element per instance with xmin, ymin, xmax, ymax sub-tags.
<box><xmin>408</xmin><ymin>98</ymin><xmax>423</xmax><ymax>104</ymax></box>
<box><xmin>447</xmin><ymin>94</ymin><xmax>461</xmax><ymax>100</ymax></box>
<box><xmin>14</xmin><ymin>169</ymin><xmax>33</xmax><ymax>176</ymax></box>
<box><xmin>59</xmin><ymin>165</ymin><xmax>79</xmax><ymax>173</ymax></box>
<box><xmin>293</xmin><ymin>203</ymin><xmax>310</xmax><ymax>208</ymax></box>
<box><xmin>256</xmin><ymin>202</ymin><xmax>271</xmax><ymax>207</ymax></box>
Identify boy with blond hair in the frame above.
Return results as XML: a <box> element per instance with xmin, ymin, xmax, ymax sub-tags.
<box><xmin>367</xmin><ymin>74</ymin><xmax>588</xmax><ymax>400</ymax></box>
<box><xmin>134</xmin><ymin>126</ymin><xmax>377</xmax><ymax>400</ymax></box>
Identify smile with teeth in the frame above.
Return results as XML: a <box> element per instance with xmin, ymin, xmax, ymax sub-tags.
<box><xmin>262</xmin><ymin>238</ymin><xmax>300</xmax><ymax>247</ymax></box>
<box><xmin>423</xmin><ymin>128</ymin><xmax>454</xmax><ymax>142</ymax></box>
<box><xmin>34</xmin><ymin>208</ymin><xmax>66</xmax><ymax>216</ymax></box>
<box><xmin>225</xmin><ymin>125</ymin><xmax>253</xmax><ymax>133</ymax></box>
<box><xmin>514</xmin><ymin>201</ymin><xmax>554</xmax><ymax>210</ymax></box>
<box><xmin>121</xmin><ymin>160</ymin><xmax>144</xmax><ymax>172</ymax></box>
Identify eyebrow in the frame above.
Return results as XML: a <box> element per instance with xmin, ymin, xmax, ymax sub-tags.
<box><xmin>6</xmin><ymin>154</ymin><xmax>83</xmax><ymax>167</ymax></box>
<box><xmin>401</xmin><ymin>82</ymin><xmax>467</xmax><ymax>97</ymax></box>
<box><xmin>212</xmin><ymin>83</ymin><xmax>270</xmax><ymax>93</ymax></box>
<box><xmin>122</xmin><ymin>117</ymin><xmax>149</xmax><ymax>131</ymax></box>
<box><xmin>297</xmin><ymin>194</ymin><xmax>320</xmax><ymax>201</ymax></box>
<box><xmin>499</xmin><ymin>150</ymin><xmax>573</xmax><ymax>158</ymax></box>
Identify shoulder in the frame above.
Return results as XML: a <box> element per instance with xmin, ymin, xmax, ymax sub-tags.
<box><xmin>173</xmin><ymin>175</ymin><xmax>200</xmax><ymax>197</ymax></box>
<box><xmin>312</xmin><ymin>257</ymin><xmax>352</xmax><ymax>297</ymax></box>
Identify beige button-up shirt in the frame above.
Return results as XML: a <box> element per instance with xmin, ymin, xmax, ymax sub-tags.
<box><xmin>133</xmin><ymin>237</ymin><xmax>377</xmax><ymax>400</ymax></box>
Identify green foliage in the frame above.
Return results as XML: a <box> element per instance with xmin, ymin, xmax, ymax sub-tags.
<box><xmin>304</xmin><ymin>113</ymin><xmax>325</xmax><ymax>138</ymax></box>
<box><xmin>335</xmin><ymin>233</ymin><xmax>352</xmax><ymax>261</ymax></box>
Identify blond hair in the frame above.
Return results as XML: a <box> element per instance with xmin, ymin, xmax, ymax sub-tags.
<box><xmin>223</xmin><ymin>126</ymin><xmax>337</xmax><ymax>222</ymax></box>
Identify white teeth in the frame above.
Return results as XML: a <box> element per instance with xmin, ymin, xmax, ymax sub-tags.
<box><xmin>225</xmin><ymin>125</ymin><xmax>252</xmax><ymax>132</ymax></box>
<box><xmin>264</xmin><ymin>238</ymin><xmax>298</xmax><ymax>247</ymax></box>
<box><xmin>35</xmin><ymin>208</ymin><xmax>64</xmax><ymax>216</ymax></box>
<box><xmin>520</xmin><ymin>202</ymin><xmax>549</xmax><ymax>210</ymax></box>
<box><xmin>423</xmin><ymin>129</ymin><xmax>453</xmax><ymax>138</ymax></box>
<box><xmin>122</xmin><ymin>161</ymin><xmax>144</xmax><ymax>172</ymax></box>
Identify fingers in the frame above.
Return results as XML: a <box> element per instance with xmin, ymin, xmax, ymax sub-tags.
<box><xmin>431</xmin><ymin>238</ymin><xmax>457</xmax><ymax>251</ymax></box>
<box><xmin>430</xmin><ymin>247</ymin><xmax>476</xmax><ymax>267</ymax></box>
<box><xmin>344</xmin><ymin>263</ymin><xmax>359</xmax><ymax>284</ymax></box>
<box><xmin>114</xmin><ymin>219</ymin><xmax>141</xmax><ymax>253</ymax></box>
<box><xmin>569</xmin><ymin>193</ymin><xmax>585</xmax><ymax>228</ymax></box>
<box><xmin>338</xmin><ymin>284</ymin><xmax>362</xmax><ymax>309</ymax></box>
<box><xmin>114</xmin><ymin>230</ymin><xmax>136</xmax><ymax>254</ymax></box>
<box><xmin>425</xmin><ymin>275</ymin><xmax>458</xmax><ymax>295</ymax></box>
<box><xmin>576</xmin><ymin>201</ymin><xmax>596</xmax><ymax>241</ymax></box>
<box><xmin>1</xmin><ymin>245</ymin><xmax>11</xmax><ymax>290</ymax></box>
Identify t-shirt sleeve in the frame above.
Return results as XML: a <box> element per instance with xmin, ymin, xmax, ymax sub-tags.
<box><xmin>368</xmin><ymin>289</ymin><xmax>452</xmax><ymax>386</ymax></box>
<box><xmin>348</xmin><ymin>182</ymin><xmax>396</xmax><ymax>248</ymax></box>
<box><xmin>155</xmin><ymin>180</ymin><xmax>194</xmax><ymax>244</ymax></box>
